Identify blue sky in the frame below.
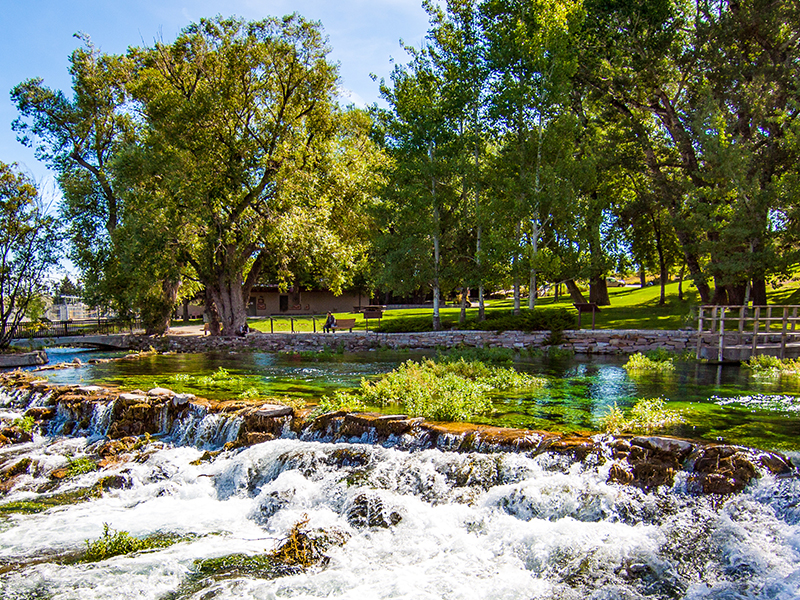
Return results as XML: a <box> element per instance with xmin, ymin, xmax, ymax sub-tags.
<box><xmin>1</xmin><ymin>0</ymin><xmax>431</xmax><ymax>186</ymax></box>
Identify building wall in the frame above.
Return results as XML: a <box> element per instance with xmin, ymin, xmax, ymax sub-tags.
<box><xmin>182</xmin><ymin>290</ymin><xmax>365</xmax><ymax>319</ymax></box>
<box><xmin>247</xmin><ymin>290</ymin><xmax>364</xmax><ymax>316</ymax></box>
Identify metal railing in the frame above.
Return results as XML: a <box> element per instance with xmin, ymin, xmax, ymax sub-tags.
<box><xmin>8</xmin><ymin>318</ymin><xmax>144</xmax><ymax>340</ymax></box>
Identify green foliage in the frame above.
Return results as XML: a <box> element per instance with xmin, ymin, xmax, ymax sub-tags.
<box><xmin>466</xmin><ymin>308</ymin><xmax>577</xmax><ymax>333</ymax></box>
<box><xmin>316</xmin><ymin>390</ymin><xmax>366</xmax><ymax>415</ymax></box>
<box><xmin>64</xmin><ymin>457</ymin><xmax>99</xmax><ymax>478</ymax></box>
<box><xmin>237</xmin><ymin>387</ymin><xmax>262</xmax><ymax>400</ymax></box>
<box><xmin>436</xmin><ymin>346</ymin><xmax>516</xmax><ymax>364</ymax></box>
<box><xmin>0</xmin><ymin>163</ymin><xmax>63</xmax><ymax>349</ymax></box>
<box><xmin>600</xmin><ymin>398</ymin><xmax>684</xmax><ymax>435</ymax></box>
<box><xmin>744</xmin><ymin>355</ymin><xmax>800</xmax><ymax>377</ymax></box>
<box><xmin>12</xmin><ymin>415</ymin><xmax>35</xmax><ymax>433</ymax></box>
<box><xmin>323</xmin><ymin>358</ymin><xmax>544</xmax><ymax>422</ymax></box>
<box><xmin>83</xmin><ymin>523</ymin><xmax>181</xmax><ymax>562</ymax></box>
<box><xmin>623</xmin><ymin>352</ymin><xmax>675</xmax><ymax>373</ymax></box>
<box><xmin>195</xmin><ymin>367</ymin><xmax>245</xmax><ymax>388</ymax></box>
<box><xmin>0</xmin><ymin>485</ymin><xmax>104</xmax><ymax>514</ymax></box>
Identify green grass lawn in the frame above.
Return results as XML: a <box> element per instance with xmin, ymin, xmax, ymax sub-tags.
<box><xmin>236</xmin><ymin>279</ymin><xmax>799</xmax><ymax>333</ymax></box>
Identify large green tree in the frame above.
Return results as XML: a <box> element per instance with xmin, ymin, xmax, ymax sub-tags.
<box><xmin>121</xmin><ymin>15</ymin><xmax>347</xmax><ymax>335</ymax></box>
<box><xmin>0</xmin><ymin>163</ymin><xmax>62</xmax><ymax>348</ymax></box>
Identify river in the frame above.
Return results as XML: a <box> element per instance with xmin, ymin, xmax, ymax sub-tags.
<box><xmin>0</xmin><ymin>351</ymin><xmax>799</xmax><ymax>598</ymax></box>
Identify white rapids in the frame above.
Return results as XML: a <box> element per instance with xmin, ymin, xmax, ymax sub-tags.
<box><xmin>0</xmin><ymin>392</ymin><xmax>799</xmax><ymax>599</ymax></box>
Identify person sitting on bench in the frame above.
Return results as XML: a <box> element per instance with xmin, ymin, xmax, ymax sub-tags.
<box><xmin>323</xmin><ymin>312</ymin><xmax>336</xmax><ymax>333</ymax></box>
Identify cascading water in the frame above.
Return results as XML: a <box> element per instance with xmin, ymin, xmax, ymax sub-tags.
<box><xmin>0</xmin><ymin>426</ymin><xmax>798</xmax><ymax>598</ymax></box>
<box><xmin>166</xmin><ymin>404</ymin><xmax>243</xmax><ymax>449</ymax></box>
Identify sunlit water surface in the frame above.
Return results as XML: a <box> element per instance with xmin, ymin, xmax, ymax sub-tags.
<box><xmin>31</xmin><ymin>348</ymin><xmax>800</xmax><ymax>451</ymax></box>
<box><xmin>1</xmin><ymin>351</ymin><xmax>800</xmax><ymax>599</ymax></box>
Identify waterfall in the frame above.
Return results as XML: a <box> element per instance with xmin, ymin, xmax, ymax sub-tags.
<box><xmin>166</xmin><ymin>404</ymin><xmax>242</xmax><ymax>449</ymax></box>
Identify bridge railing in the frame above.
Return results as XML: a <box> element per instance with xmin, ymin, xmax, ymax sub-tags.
<box><xmin>8</xmin><ymin>318</ymin><xmax>144</xmax><ymax>340</ymax></box>
<box><xmin>695</xmin><ymin>305</ymin><xmax>800</xmax><ymax>361</ymax></box>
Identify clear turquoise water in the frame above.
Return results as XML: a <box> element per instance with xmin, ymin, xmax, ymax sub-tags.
<box><xmin>32</xmin><ymin>348</ymin><xmax>800</xmax><ymax>451</ymax></box>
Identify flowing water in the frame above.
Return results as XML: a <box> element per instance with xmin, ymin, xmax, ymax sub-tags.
<box><xmin>2</xmin><ymin>349</ymin><xmax>800</xmax><ymax>598</ymax></box>
<box><xmin>1</xmin><ymin>384</ymin><xmax>799</xmax><ymax>599</ymax></box>
<box><xmin>33</xmin><ymin>349</ymin><xmax>800</xmax><ymax>451</ymax></box>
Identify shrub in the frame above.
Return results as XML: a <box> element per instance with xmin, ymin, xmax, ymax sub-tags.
<box><xmin>600</xmin><ymin>397</ymin><xmax>684</xmax><ymax>434</ymax></box>
<box><xmin>65</xmin><ymin>457</ymin><xmax>99</xmax><ymax>478</ymax></box>
<box><xmin>12</xmin><ymin>415</ymin><xmax>35</xmax><ymax>433</ymax></box>
<box><xmin>623</xmin><ymin>352</ymin><xmax>675</xmax><ymax>373</ymax></box>
<box><xmin>321</xmin><ymin>358</ymin><xmax>546</xmax><ymax>422</ymax></box>
<box><xmin>744</xmin><ymin>355</ymin><xmax>800</xmax><ymax>376</ymax></box>
<box><xmin>436</xmin><ymin>346</ymin><xmax>516</xmax><ymax>364</ymax></box>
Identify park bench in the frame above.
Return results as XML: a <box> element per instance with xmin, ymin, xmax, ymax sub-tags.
<box><xmin>574</xmin><ymin>302</ymin><xmax>601</xmax><ymax>330</ymax></box>
<box><xmin>331</xmin><ymin>318</ymin><xmax>356</xmax><ymax>332</ymax></box>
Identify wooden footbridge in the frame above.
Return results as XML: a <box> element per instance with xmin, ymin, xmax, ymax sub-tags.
<box><xmin>695</xmin><ymin>305</ymin><xmax>800</xmax><ymax>363</ymax></box>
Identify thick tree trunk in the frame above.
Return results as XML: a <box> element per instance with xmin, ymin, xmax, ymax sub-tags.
<box><xmin>589</xmin><ymin>276</ymin><xmax>610</xmax><ymax>305</ymax></box>
<box><xmin>727</xmin><ymin>283</ymin><xmax>747</xmax><ymax>305</ymax></box>
<box><xmin>182</xmin><ymin>299</ymin><xmax>190</xmax><ymax>324</ymax></box>
<box><xmin>711</xmin><ymin>277</ymin><xmax>728</xmax><ymax>305</ymax></box>
<box><xmin>565</xmin><ymin>279</ymin><xmax>587</xmax><ymax>304</ymax></box>
<box><xmin>143</xmin><ymin>277</ymin><xmax>181</xmax><ymax>335</ymax></box>
<box><xmin>208</xmin><ymin>278</ymin><xmax>248</xmax><ymax>337</ymax></box>
<box><xmin>639</xmin><ymin>266</ymin><xmax>646</xmax><ymax>288</ymax></box>
<box><xmin>751</xmin><ymin>277</ymin><xmax>767</xmax><ymax>306</ymax></box>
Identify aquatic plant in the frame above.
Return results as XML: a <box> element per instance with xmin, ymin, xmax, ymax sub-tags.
<box><xmin>744</xmin><ymin>355</ymin><xmax>800</xmax><ymax>377</ymax></box>
<box><xmin>83</xmin><ymin>523</ymin><xmax>183</xmax><ymax>562</ymax></box>
<box><xmin>0</xmin><ymin>486</ymin><xmax>104</xmax><ymax>514</ymax></box>
<box><xmin>317</xmin><ymin>390</ymin><xmax>366</xmax><ymax>414</ymax></box>
<box><xmin>321</xmin><ymin>358</ymin><xmax>544</xmax><ymax>422</ymax></box>
<box><xmin>600</xmin><ymin>397</ymin><xmax>684</xmax><ymax>434</ymax></box>
<box><xmin>237</xmin><ymin>387</ymin><xmax>262</xmax><ymax>399</ymax></box>
<box><xmin>64</xmin><ymin>457</ymin><xmax>99</xmax><ymax>478</ymax></box>
<box><xmin>12</xmin><ymin>415</ymin><xmax>35</xmax><ymax>433</ymax></box>
<box><xmin>193</xmin><ymin>516</ymin><xmax>348</xmax><ymax>579</ymax></box>
<box><xmin>623</xmin><ymin>352</ymin><xmax>675</xmax><ymax>373</ymax></box>
<box><xmin>169</xmin><ymin>373</ymin><xmax>192</xmax><ymax>383</ymax></box>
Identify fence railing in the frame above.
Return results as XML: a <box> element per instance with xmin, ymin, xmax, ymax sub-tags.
<box><xmin>695</xmin><ymin>305</ymin><xmax>800</xmax><ymax>361</ymax></box>
<box><xmin>252</xmin><ymin>313</ymin><xmax>382</xmax><ymax>334</ymax></box>
<box><xmin>8</xmin><ymin>318</ymin><xmax>144</xmax><ymax>340</ymax></box>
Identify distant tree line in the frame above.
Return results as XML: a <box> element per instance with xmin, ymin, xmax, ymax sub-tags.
<box><xmin>10</xmin><ymin>2</ymin><xmax>800</xmax><ymax>334</ymax></box>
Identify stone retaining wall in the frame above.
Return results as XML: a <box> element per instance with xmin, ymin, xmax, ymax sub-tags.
<box><xmin>126</xmin><ymin>329</ymin><xmax>698</xmax><ymax>355</ymax></box>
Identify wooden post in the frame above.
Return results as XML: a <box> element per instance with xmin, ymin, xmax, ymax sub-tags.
<box><xmin>696</xmin><ymin>306</ymin><xmax>705</xmax><ymax>360</ymax></box>
<box><xmin>751</xmin><ymin>306</ymin><xmax>761</xmax><ymax>357</ymax></box>
<box><xmin>312</xmin><ymin>317</ymin><xmax>316</xmax><ymax>333</ymax></box>
<box><xmin>710</xmin><ymin>306</ymin><xmax>718</xmax><ymax>334</ymax></box>
<box><xmin>781</xmin><ymin>307</ymin><xmax>789</xmax><ymax>359</ymax></box>
<box><xmin>717</xmin><ymin>308</ymin><xmax>725</xmax><ymax>362</ymax></box>
<box><xmin>270</xmin><ymin>318</ymin><xmax>274</xmax><ymax>334</ymax></box>
<box><xmin>291</xmin><ymin>317</ymin><xmax>294</xmax><ymax>333</ymax></box>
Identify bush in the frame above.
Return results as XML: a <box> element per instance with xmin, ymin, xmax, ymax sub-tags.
<box><xmin>623</xmin><ymin>352</ymin><xmax>675</xmax><ymax>373</ymax></box>
<box><xmin>744</xmin><ymin>355</ymin><xmax>800</xmax><ymax>376</ymax></box>
<box><xmin>321</xmin><ymin>357</ymin><xmax>546</xmax><ymax>422</ymax></box>
<box><xmin>600</xmin><ymin>397</ymin><xmax>684</xmax><ymax>434</ymax></box>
